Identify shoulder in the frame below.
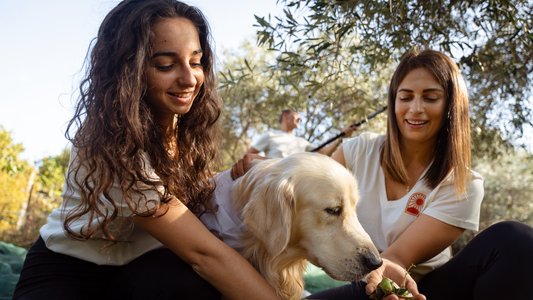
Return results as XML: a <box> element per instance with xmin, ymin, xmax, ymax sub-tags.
<box><xmin>295</xmin><ymin>135</ymin><xmax>312</xmax><ymax>144</ymax></box>
<box><xmin>423</xmin><ymin>168</ymin><xmax>484</xmax><ymax>230</ymax></box>
<box><xmin>343</xmin><ymin>132</ymin><xmax>384</xmax><ymax>154</ymax></box>
<box><xmin>257</xmin><ymin>130</ymin><xmax>286</xmax><ymax>140</ymax></box>
<box><xmin>252</xmin><ymin>131</ymin><xmax>276</xmax><ymax>147</ymax></box>
<box><xmin>440</xmin><ymin>168</ymin><xmax>484</xmax><ymax>189</ymax></box>
<box><xmin>342</xmin><ymin>132</ymin><xmax>384</xmax><ymax>171</ymax></box>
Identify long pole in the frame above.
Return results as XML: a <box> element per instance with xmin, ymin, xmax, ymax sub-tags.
<box><xmin>311</xmin><ymin>106</ymin><xmax>388</xmax><ymax>152</ymax></box>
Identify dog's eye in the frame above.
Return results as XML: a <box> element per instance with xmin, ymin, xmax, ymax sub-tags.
<box><xmin>325</xmin><ymin>207</ymin><xmax>342</xmax><ymax>216</ymax></box>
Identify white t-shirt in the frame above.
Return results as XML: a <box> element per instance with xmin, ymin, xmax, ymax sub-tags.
<box><xmin>252</xmin><ymin>129</ymin><xmax>316</xmax><ymax>158</ymax></box>
<box><xmin>40</xmin><ymin>147</ymin><xmax>165</xmax><ymax>266</ymax></box>
<box><xmin>343</xmin><ymin>132</ymin><xmax>484</xmax><ymax>281</ymax></box>
<box><xmin>198</xmin><ymin>170</ymin><xmax>246</xmax><ymax>254</ymax></box>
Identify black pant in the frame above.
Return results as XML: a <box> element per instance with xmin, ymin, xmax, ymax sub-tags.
<box><xmin>306</xmin><ymin>221</ymin><xmax>533</xmax><ymax>300</ymax></box>
<box><xmin>13</xmin><ymin>237</ymin><xmax>221</xmax><ymax>300</ymax></box>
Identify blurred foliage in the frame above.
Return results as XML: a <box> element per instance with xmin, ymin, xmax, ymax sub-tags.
<box><xmin>0</xmin><ymin>127</ymin><xmax>28</xmax><ymax>175</ymax></box>
<box><xmin>217</xmin><ymin>41</ymin><xmax>283</xmax><ymax>169</ymax></box>
<box><xmin>0</xmin><ymin>127</ymin><xmax>31</xmax><ymax>232</ymax></box>
<box><xmin>0</xmin><ymin>171</ymin><xmax>31</xmax><ymax>231</ymax></box>
<box><xmin>452</xmin><ymin>147</ymin><xmax>533</xmax><ymax>254</ymax></box>
<box><xmin>218</xmin><ymin>40</ymin><xmax>391</xmax><ymax>168</ymax></box>
<box><xmin>0</xmin><ymin>127</ymin><xmax>69</xmax><ymax>248</ymax></box>
<box><xmin>36</xmin><ymin>150</ymin><xmax>70</xmax><ymax>200</ymax></box>
<box><xmin>254</xmin><ymin>0</ymin><xmax>533</xmax><ymax>155</ymax></box>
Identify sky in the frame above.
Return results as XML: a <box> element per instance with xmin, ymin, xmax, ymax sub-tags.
<box><xmin>0</xmin><ymin>0</ymin><xmax>285</xmax><ymax>164</ymax></box>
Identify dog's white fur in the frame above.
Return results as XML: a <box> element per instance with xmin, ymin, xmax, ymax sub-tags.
<box><xmin>232</xmin><ymin>152</ymin><xmax>381</xmax><ymax>300</ymax></box>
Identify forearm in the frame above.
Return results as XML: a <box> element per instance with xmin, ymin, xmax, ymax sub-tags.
<box><xmin>316</xmin><ymin>138</ymin><xmax>341</xmax><ymax>156</ymax></box>
<box><xmin>133</xmin><ymin>199</ymin><xmax>284</xmax><ymax>300</ymax></box>
<box><xmin>381</xmin><ymin>215</ymin><xmax>464</xmax><ymax>269</ymax></box>
<box><xmin>191</xmin><ymin>244</ymin><xmax>284</xmax><ymax>300</ymax></box>
<box><xmin>243</xmin><ymin>146</ymin><xmax>260</xmax><ymax>157</ymax></box>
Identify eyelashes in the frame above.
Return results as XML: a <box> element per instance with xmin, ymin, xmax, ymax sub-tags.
<box><xmin>155</xmin><ymin>63</ymin><xmax>203</xmax><ymax>72</ymax></box>
<box><xmin>156</xmin><ymin>65</ymin><xmax>173</xmax><ymax>71</ymax></box>
<box><xmin>399</xmin><ymin>97</ymin><xmax>439</xmax><ymax>101</ymax></box>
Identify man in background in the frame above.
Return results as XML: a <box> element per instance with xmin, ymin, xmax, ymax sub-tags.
<box><xmin>243</xmin><ymin>108</ymin><xmax>356</xmax><ymax>158</ymax></box>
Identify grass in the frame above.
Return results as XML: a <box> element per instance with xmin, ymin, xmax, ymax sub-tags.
<box><xmin>303</xmin><ymin>263</ymin><xmax>350</xmax><ymax>294</ymax></box>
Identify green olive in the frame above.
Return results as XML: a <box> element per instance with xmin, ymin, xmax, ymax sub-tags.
<box><xmin>379</xmin><ymin>278</ymin><xmax>393</xmax><ymax>292</ymax></box>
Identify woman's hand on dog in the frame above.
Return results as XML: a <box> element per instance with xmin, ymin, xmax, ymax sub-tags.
<box><xmin>365</xmin><ymin>259</ymin><xmax>426</xmax><ymax>300</ymax></box>
<box><xmin>231</xmin><ymin>153</ymin><xmax>269</xmax><ymax>180</ymax></box>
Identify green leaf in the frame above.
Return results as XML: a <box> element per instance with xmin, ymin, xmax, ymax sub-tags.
<box><xmin>397</xmin><ymin>288</ymin><xmax>409</xmax><ymax>296</ymax></box>
<box><xmin>244</xmin><ymin>59</ymin><xmax>253</xmax><ymax>72</ymax></box>
<box><xmin>254</xmin><ymin>15</ymin><xmax>272</xmax><ymax>29</ymax></box>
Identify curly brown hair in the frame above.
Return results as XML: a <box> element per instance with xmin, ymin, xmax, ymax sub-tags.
<box><xmin>63</xmin><ymin>0</ymin><xmax>220</xmax><ymax>243</ymax></box>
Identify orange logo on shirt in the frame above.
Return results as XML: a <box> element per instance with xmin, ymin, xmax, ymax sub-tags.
<box><xmin>405</xmin><ymin>193</ymin><xmax>426</xmax><ymax>217</ymax></box>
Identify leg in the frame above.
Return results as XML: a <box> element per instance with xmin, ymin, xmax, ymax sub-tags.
<box><xmin>305</xmin><ymin>281</ymin><xmax>369</xmax><ymax>300</ymax></box>
<box><xmin>106</xmin><ymin>247</ymin><xmax>221</xmax><ymax>300</ymax></box>
<box><xmin>12</xmin><ymin>236</ymin><xmax>118</xmax><ymax>300</ymax></box>
<box><xmin>419</xmin><ymin>221</ymin><xmax>533</xmax><ymax>299</ymax></box>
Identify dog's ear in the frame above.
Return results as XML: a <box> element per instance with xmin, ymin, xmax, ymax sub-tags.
<box><xmin>241</xmin><ymin>171</ymin><xmax>294</xmax><ymax>258</ymax></box>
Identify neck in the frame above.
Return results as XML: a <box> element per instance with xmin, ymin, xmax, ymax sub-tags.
<box><xmin>399</xmin><ymin>137</ymin><xmax>437</xmax><ymax>167</ymax></box>
<box><xmin>280</xmin><ymin>123</ymin><xmax>294</xmax><ymax>134</ymax></box>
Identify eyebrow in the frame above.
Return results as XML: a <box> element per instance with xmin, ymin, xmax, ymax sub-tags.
<box><xmin>151</xmin><ymin>49</ymin><xmax>203</xmax><ymax>59</ymax></box>
<box><xmin>398</xmin><ymin>88</ymin><xmax>443</xmax><ymax>93</ymax></box>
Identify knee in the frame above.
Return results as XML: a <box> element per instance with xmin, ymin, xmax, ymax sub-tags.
<box><xmin>483</xmin><ymin>221</ymin><xmax>533</xmax><ymax>249</ymax></box>
<box><xmin>107</xmin><ymin>248</ymin><xmax>221</xmax><ymax>300</ymax></box>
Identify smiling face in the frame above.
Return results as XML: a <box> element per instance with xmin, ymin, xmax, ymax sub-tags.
<box><xmin>395</xmin><ymin>67</ymin><xmax>446</xmax><ymax>145</ymax></box>
<box><xmin>145</xmin><ymin>17</ymin><xmax>205</xmax><ymax>126</ymax></box>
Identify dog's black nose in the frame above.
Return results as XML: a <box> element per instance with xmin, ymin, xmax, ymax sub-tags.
<box><xmin>364</xmin><ymin>255</ymin><xmax>383</xmax><ymax>271</ymax></box>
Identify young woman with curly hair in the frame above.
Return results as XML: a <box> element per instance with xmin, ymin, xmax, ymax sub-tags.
<box><xmin>13</xmin><ymin>1</ymin><xmax>285</xmax><ymax>299</ymax></box>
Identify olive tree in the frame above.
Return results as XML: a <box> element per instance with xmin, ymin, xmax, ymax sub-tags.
<box><xmin>254</xmin><ymin>0</ymin><xmax>533</xmax><ymax>155</ymax></box>
<box><xmin>218</xmin><ymin>39</ymin><xmax>392</xmax><ymax>167</ymax></box>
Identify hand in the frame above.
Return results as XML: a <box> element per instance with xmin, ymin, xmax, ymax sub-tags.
<box><xmin>340</xmin><ymin>124</ymin><xmax>357</xmax><ymax>137</ymax></box>
<box><xmin>230</xmin><ymin>153</ymin><xmax>268</xmax><ymax>180</ymax></box>
<box><xmin>366</xmin><ymin>259</ymin><xmax>426</xmax><ymax>300</ymax></box>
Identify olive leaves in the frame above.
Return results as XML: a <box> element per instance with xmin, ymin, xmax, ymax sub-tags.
<box><xmin>369</xmin><ymin>264</ymin><xmax>416</xmax><ymax>300</ymax></box>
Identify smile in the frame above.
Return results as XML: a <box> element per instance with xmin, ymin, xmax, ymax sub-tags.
<box><xmin>406</xmin><ymin>120</ymin><xmax>428</xmax><ymax>125</ymax></box>
<box><xmin>167</xmin><ymin>92</ymin><xmax>191</xmax><ymax>98</ymax></box>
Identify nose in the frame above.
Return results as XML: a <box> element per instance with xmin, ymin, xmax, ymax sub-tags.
<box><xmin>176</xmin><ymin>64</ymin><xmax>197</xmax><ymax>87</ymax></box>
<box><xmin>364</xmin><ymin>254</ymin><xmax>383</xmax><ymax>271</ymax></box>
<box><xmin>410</xmin><ymin>96</ymin><xmax>424</xmax><ymax>114</ymax></box>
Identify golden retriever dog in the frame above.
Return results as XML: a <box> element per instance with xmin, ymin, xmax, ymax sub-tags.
<box><xmin>201</xmin><ymin>152</ymin><xmax>381</xmax><ymax>299</ymax></box>
<box><xmin>230</xmin><ymin>152</ymin><xmax>382</xmax><ymax>300</ymax></box>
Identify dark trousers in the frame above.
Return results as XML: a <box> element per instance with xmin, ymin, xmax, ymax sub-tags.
<box><xmin>13</xmin><ymin>236</ymin><xmax>221</xmax><ymax>300</ymax></box>
<box><xmin>306</xmin><ymin>221</ymin><xmax>533</xmax><ymax>300</ymax></box>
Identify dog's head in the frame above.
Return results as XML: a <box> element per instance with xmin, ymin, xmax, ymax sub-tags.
<box><xmin>233</xmin><ymin>152</ymin><xmax>382</xmax><ymax>284</ymax></box>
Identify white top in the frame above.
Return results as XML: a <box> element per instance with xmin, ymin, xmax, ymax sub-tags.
<box><xmin>252</xmin><ymin>129</ymin><xmax>316</xmax><ymax>158</ymax></box>
<box><xmin>343</xmin><ymin>132</ymin><xmax>484</xmax><ymax>281</ymax></box>
<box><xmin>198</xmin><ymin>170</ymin><xmax>246</xmax><ymax>254</ymax></box>
<box><xmin>40</xmin><ymin>147</ymin><xmax>165</xmax><ymax>266</ymax></box>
